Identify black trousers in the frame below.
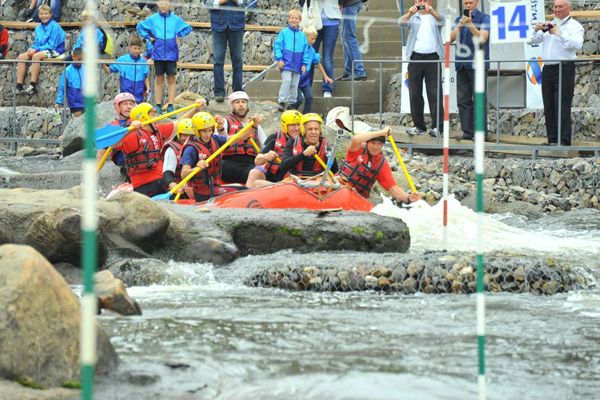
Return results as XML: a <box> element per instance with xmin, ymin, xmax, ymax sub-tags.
<box><xmin>456</xmin><ymin>68</ymin><xmax>488</xmax><ymax>138</ymax></box>
<box><xmin>541</xmin><ymin>62</ymin><xmax>575</xmax><ymax>145</ymax></box>
<box><xmin>408</xmin><ymin>52</ymin><xmax>444</xmax><ymax>132</ymax></box>
<box><xmin>134</xmin><ymin>178</ymin><xmax>167</xmax><ymax>198</ymax></box>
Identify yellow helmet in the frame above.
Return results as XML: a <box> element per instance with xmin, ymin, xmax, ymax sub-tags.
<box><xmin>192</xmin><ymin>112</ymin><xmax>216</xmax><ymax>131</ymax></box>
<box><xmin>175</xmin><ymin>118</ymin><xmax>196</xmax><ymax>140</ymax></box>
<box><xmin>300</xmin><ymin>113</ymin><xmax>323</xmax><ymax>135</ymax></box>
<box><xmin>130</xmin><ymin>102</ymin><xmax>154</xmax><ymax>123</ymax></box>
<box><xmin>281</xmin><ymin>110</ymin><xmax>303</xmax><ymax>134</ymax></box>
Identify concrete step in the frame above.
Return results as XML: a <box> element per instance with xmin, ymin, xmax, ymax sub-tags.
<box><xmin>245</xmin><ymin>78</ymin><xmax>383</xmax><ymax>98</ymax></box>
<box><xmin>333</xmin><ymin>56</ymin><xmax>402</xmax><ymax>66</ymax></box>
<box><xmin>356</xmin><ymin>25</ymin><xmax>403</xmax><ymax>41</ymax></box>
<box><xmin>249</xmin><ymin>96</ymin><xmax>379</xmax><ymax>115</ymax></box>
<box><xmin>334</xmin><ymin>41</ymin><xmax>402</xmax><ymax>58</ymax></box>
<box><xmin>360</xmin><ymin>9</ymin><xmax>402</xmax><ymax>20</ymax></box>
<box><xmin>264</xmin><ymin>66</ymin><xmax>399</xmax><ymax>80</ymax></box>
<box><xmin>363</xmin><ymin>0</ymin><xmax>399</xmax><ymax>10</ymax></box>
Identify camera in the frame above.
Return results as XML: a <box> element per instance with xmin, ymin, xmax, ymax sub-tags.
<box><xmin>463</xmin><ymin>9</ymin><xmax>470</xmax><ymax>17</ymax></box>
<box><xmin>541</xmin><ymin>22</ymin><xmax>555</xmax><ymax>32</ymax></box>
<box><xmin>417</xmin><ymin>5</ymin><xmax>425</xmax><ymax>10</ymax></box>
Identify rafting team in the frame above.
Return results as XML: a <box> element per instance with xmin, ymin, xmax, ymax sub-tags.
<box><xmin>100</xmin><ymin>91</ymin><xmax>422</xmax><ymax>205</ymax></box>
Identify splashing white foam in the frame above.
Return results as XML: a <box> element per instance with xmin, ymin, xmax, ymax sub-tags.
<box><xmin>372</xmin><ymin>196</ymin><xmax>600</xmax><ymax>256</ymax></box>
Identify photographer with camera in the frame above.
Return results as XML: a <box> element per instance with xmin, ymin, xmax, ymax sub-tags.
<box><xmin>530</xmin><ymin>0</ymin><xmax>584</xmax><ymax>146</ymax></box>
<box><xmin>399</xmin><ymin>0</ymin><xmax>445</xmax><ymax>138</ymax></box>
<box><xmin>450</xmin><ymin>0</ymin><xmax>490</xmax><ymax>141</ymax></box>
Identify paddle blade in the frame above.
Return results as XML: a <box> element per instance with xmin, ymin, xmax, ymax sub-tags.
<box><xmin>151</xmin><ymin>192</ymin><xmax>172</xmax><ymax>201</ymax></box>
<box><xmin>335</xmin><ymin>118</ymin><xmax>350</xmax><ymax>132</ymax></box>
<box><xmin>95</xmin><ymin>124</ymin><xmax>128</xmax><ymax>149</ymax></box>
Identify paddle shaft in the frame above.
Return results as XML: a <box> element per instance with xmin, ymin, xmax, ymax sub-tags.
<box><xmin>169</xmin><ymin>121</ymin><xmax>256</xmax><ymax>195</ymax></box>
<box><xmin>249</xmin><ymin>137</ymin><xmax>282</xmax><ymax>163</ymax></box>
<box><xmin>314</xmin><ymin>154</ymin><xmax>335</xmax><ymax>178</ymax></box>
<box><xmin>96</xmin><ymin>146</ymin><xmax>112</xmax><ymax>173</ymax></box>
<box><xmin>96</xmin><ymin>102</ymin><xmax>199</xmax><ymax>148</ymax></box>
<box><xmin>387</xmin><ymin>134</ymin><xmax>417</xmax><ymax>193</ymax></box>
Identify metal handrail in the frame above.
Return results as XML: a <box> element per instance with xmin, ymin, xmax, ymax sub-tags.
<box><xmin>242</xmin><ymin>61</ymin><xmax>277</xmax><ymax>90</ymax></box>
<box><xmin>350</xmin><ymin>56</ymin><xmax>600</xmax><ymax>158</ymax></box>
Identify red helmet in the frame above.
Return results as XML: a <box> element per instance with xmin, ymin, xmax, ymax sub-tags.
<box><xmin>113</xmin><ymin>92</ymin><xmax>136</xmax><ymax>115</ymax></box>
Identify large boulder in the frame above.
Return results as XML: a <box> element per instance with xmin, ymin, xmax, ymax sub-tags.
<box><xmin>0</xmin><ymin>244</ymin><xmax>118</xmax><ymax>388</ymax></box>
<box><xmin>61</xmin><ymin>101</ymin><xmax>116</xmax><ymax>156</ymax></box>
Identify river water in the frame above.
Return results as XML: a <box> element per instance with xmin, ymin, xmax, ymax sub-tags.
<box><xmin>95</xmin><ymin>199</ymin><xmax>600</xmax><ymax>400</ymax></box>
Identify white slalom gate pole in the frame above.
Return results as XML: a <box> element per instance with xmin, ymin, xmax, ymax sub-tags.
<box><xmin>442</xmin><ymin>14</ymin><xmax>451</xmax><ymax>248</ymax></box>
<box><xmin>473</xmin><ymin>35</ymin><xmax>487</xmax><ymax>400</ymax></box>
<box><xmin>81</xmin><ymin>1</ymin><xmax>99</xmax><ymax>399</ymax></box>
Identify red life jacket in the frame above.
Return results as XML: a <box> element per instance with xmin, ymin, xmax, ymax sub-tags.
<box><xmin>222</xmin><ymin>115</ymin><xmax>258</xmax><ymax>157</ymax></box>
<box><xmin>124</xmin><ymin>127</ymin><xmax>164</xmax><ymax>175</ymax></box>
<box><xmin>182</xmin><ymin>138</ymin><xmax>222</xmax><ymax>196</ymax></box>
<box><xmin>265</xmin><ymin>130</ymin><xmax>289</xmax><ymax>176</ymax></box>
<box><xmin>339</xmin><ymin>146</ymin><xmax>386</xmax><ymax>198</ymax></box>
<box><xmin>160</xmin><ymin>139</ymin><xmax>185</xmax><ymax>182</ymax></box>
<box><xmin>291</xmin><ymin>136</ymin><xmax>328</xmax><ymax>175</ymax></box>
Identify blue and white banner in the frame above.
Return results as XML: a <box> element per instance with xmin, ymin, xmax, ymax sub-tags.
<box><xmin>523</xmin><ymin>0</ymin><xmax>545</xmax><ymax>108</ymax></box>
<box><xmin>489</xmin><ymin>0</ymin><xmax>533</xmax><ymax>44</ymax></box>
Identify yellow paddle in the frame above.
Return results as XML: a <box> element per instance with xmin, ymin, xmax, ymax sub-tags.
<box><xmin>387</xmin><ymin>134</ymin><xmax>417</xmax><ymax>193</ymax></box>
<box><xmin>96</xmin><ymin>146</ymin><xmax>112</xmax><ymax>174</ymax></box>
<box><xmin>157</xmin><ymin>121</ymin><xmax>255</xmax><ymax>201</ymax></box>
<box><xmin>248</xmin><ymin>137</ymin><xmax>283</xmax><ymax>163</ymax></box>
<box><xmin>313</xmin><ymin>154</ymin><xmax>335</xmax><ymax>178</ymax></box>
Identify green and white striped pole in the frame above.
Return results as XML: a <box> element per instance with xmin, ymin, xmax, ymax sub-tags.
<box><xmin>473</xmin><ymin>37</ymin><xmax>486</xmax><ymax>400</ymax></box>
<box><xmin>81</xmin><ymin>2</ymin><xmax>99</xmax><ymax>399</ymax></box>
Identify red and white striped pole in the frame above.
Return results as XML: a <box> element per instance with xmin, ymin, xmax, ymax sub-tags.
<box><xmin>442</xmin><ymin>15</ymin><xmax>451</xmax><ymax>247</ymax></box>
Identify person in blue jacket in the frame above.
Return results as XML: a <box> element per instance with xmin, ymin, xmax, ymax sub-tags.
<box><xmin>72</xmin><ymin>10</ymin><xmax>105</xmax><ymax>52</ymax></box>
<box><xmin>294</xmin><ymin>27</ymin><xmax>334</xmax><ymax>114</ymax></box>
<box><xmin>103</xmin><ymin>35</ymin><xmax>150</xmax><ymax>103</ymax></box>
<box><xmin>136</xmin><ymin>0</ymin><xmax>192</xmax><ymax>115</ymax></box>
<box><xmin>20</xmin><ymin>0</ymin><xmax>61</xmax><ymax>23</ymax></box>
<box><xmin>15</xmin><ymin>4</ymin><xmax>66</xmax><ymax>96</ymax></box>
<box><xmin>273</xmin><ymin>9</ymin><xmax>312</xmax><ymax>112</ymax></box>
<box><xmin>55</xmin><ymin>47</ymin><xmax>84</xmax><ymax>117</ymax></box>
<box><xmin>208</xmin><ymin>0</ymin><xmax>246</xmax><ymax>103</ymax></box>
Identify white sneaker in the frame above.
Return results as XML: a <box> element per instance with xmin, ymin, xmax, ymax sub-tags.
<box><xmin>406</xmin><ymin>127</ymin><xmax>426</xmax><ymax>136</ymax></box>
<box><xmin>429</xmin><ymin>128</ymin><xmax>440</xmax><ymax>137</ymax></box>
<box><xmin>323</xmin><ymin>92</ymin><xmax>332</xmax><ymax>98</ymax></box>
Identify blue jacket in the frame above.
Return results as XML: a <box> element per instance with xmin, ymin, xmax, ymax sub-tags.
<box><xmin>56</xmin><ymin>64</ymin><xmax>84</xmax><ymax>109</ymax></box>
<box><xmin>299</xmin><ymin>46</ymin><xmax>320</xmax><ymax>88</ymax></box>
<box><xmin>453</xmin><ymin>9</ymin><xmax>491</xmax><ymax>70</ymax></box>
<box><xmin>110</xmin><ymin>54</ymin><xmax>150</xmax><ymax>103</ymax></box>
<box><xmin>72</xmin><ymin>27</ymin><xmax>105</xmax><ymax>53</ymax></box>
<box><xmin>208</xmin><ymin>0</ymin><xmax>245</xmax><ymax>32</ymax></box>
<box><xmin>136</xmin><ymin>11</ymin><xmax>192</xmax><ymax>61</ymax></box>
<box><xmin>273</xmin><ymin>26</ymin><xmax>312</xmax><ymax>74</ymax></box>
<box><xmin>32</xmin><ymin>20</ymin><xmax>66</xmax><ymax>54</ymax></box>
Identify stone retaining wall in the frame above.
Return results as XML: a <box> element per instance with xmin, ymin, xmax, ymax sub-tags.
<box><xmin>1</xmin><ymin>0</ymin><xmax>296</xmax><ymax>25</ymax></box>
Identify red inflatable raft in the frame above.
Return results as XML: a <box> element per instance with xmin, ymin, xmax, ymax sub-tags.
<box><xmin>202</xmin><ymin>177</ymin><xmax>373</xmax><ymax>211</ymax></box>
<box><xmin>107</xmin><ymin>176</ymin><xmax>373</xmax><ymax>212</ymax></box>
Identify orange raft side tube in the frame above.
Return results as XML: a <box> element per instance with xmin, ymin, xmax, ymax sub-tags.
<box><xmin>200</xmin><ymin>176</ymin><xmax>374</xmax><ymax>212</ymax></box>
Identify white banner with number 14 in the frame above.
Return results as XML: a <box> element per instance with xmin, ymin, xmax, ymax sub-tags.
<box><xmin>490</xmin><ymin>0</ymin><xmax>532</xmax><ymax>43</ymax></box>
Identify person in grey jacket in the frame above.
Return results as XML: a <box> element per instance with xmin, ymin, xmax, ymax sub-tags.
<box><xmin>399</xmin><ymin>0</ymin><xmax>444</xmax><ymax>137</ymax></box>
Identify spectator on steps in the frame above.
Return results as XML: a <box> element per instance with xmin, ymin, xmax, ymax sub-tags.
<box><xmin>55</xmin><ymin>47</ymin><xmax>85</xmax><ymax>118</ymax></box>
<box><xmin>294</xmin><ymin>27</ymin><xmax>334</xmax><ymax>113</ymax></box>
<box><xmin>15</xmin><ymin>4</ymin><xmax>66</xmax><ymax>96</ymax></box>
<box><xmin>208</xmin><ymin>0</ymin><xmax>246</xmax><ymax>103</ymax></box>
<box><xmin>273</xmin><ymin>8</ymin><xmax>311</xmax><ymax>112</ymax></box>
<box><xmin>103</xmin><ymin>35</ymin><xmax>150</xmax><ymax>104</ymax></box>
<box><xmin>300</xmin><ymin>0</ymin><xmax>341</xmax><ymax>98</ymax></box>
<box><xmin>137</xmin><ymin>0</ymin><xmax>192</xmax><ymax>116</ymax></box>
<box><xmin>20</xmin><ymin>0</ymin><xmax>61</xmax><ymax>22</ymax></box>
<box><xmin>338</xmin><ymin>0</ymin><xmax>367</xmax><ymax>81</ymax></box>
<box><xmin>0</xmin><ymin>25</ymin><xmax>9</xmax><ymax>60</ymax></box>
